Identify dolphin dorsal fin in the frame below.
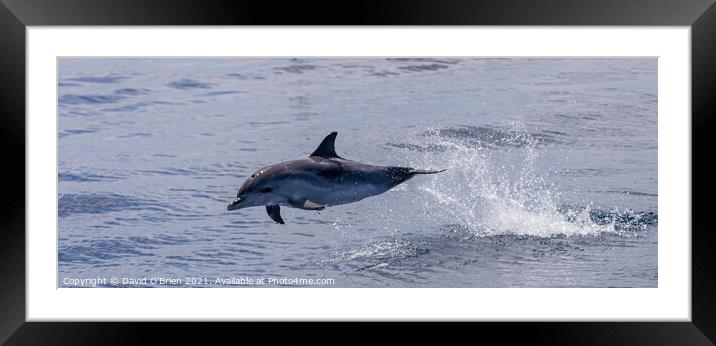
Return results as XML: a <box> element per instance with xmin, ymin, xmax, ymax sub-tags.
<box><xmin>310</xmin><ymin>132</ymin><xmax>341</xmax><ymax>158</ymax></box>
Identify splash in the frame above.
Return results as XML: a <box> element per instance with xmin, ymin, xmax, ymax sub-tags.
<box><xmin>415</xmin><ymin>125</ymin><xmax>648</xmax><ymax>237</ymax></box>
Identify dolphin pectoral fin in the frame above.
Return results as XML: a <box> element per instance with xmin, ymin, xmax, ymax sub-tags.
<box><xmin>265</xmin><ymin>205</ymin><xmax>285</xmax><ymax>224</ymax></box>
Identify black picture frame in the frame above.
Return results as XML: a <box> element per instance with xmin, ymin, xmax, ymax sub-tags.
<box><xmin>1</xmin><ymin>0</ymin><xmax>714</xmax><ymax>344</ymax></box>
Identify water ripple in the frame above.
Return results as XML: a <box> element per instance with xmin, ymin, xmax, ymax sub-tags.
<box><xmin>59</xmin><ymin>171</ymin><xmax>122</xmax><ymax>182</ymax></box>
<box><xmin>113</xmin><ymin>88</ymin><xmax>150</xmax><ymax>95</ymax></box>
<box><xmin>397</xmin><ymin>64</ymin><xmax>449</xmax><ymax>72</ymax></box>
<box><xmin>59</xmin><ymin>94</ymin><xmax>127</xmax><ymax>105</ymax></box>
<box><xmin>58</xmin><ymin>128</ymin><xmax>99</xmax><ymax>138</ymax></box>
<box><xmin>166</xmin><ymin>79</ymin><xmax>213</xmax><ymax>90</ymax></box>
<box><xmin>59</xmin><ymin>239</ymin><xmax>156</xmax><ymax>264</ymax></box>
<box><xmin>274</xmin><ymin>65</ymin><xmax>320</xmax><ymax>74</ymax></box>
<box><xmin>65</xmin><ymin>75</ymin><xmax>129</xmax><ymax>84</ymax></box>
<box><xmin>58</xmin><ymin>193</ymin><xmax>164</xmax><ymax>217</ymax></box>
<box><xmin>426</xmin><ymin>125</ymin><xmax>564</xmax><ymax>148</ymax></box>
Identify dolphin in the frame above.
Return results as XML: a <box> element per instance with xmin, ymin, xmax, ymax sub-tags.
<box><xmin>226</xmin><ymin>132</ymin><xmax>445</xmax><ymax>224</ymax></box>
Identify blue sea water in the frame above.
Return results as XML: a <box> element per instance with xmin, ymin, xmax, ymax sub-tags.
<box><xmin>58</xmin><ymin>58</ymin><xmax>657</xmax><ymax>287</ymax></box>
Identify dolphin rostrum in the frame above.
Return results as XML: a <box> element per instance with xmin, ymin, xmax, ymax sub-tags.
<box><xmin>227</xmin><ymin>132</ymin><xmax>445</xmax><ymax>224</ymax></box>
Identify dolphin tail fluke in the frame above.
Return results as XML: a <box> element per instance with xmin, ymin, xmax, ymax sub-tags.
<box><xmin>387</xmin><ymin>167</ymin><xmax>446</xmax><ymax>186</ymax></box>
<box><xmin>410</xmin><ymin>168</ymin><xmax>447</xmax><ymax>175</ymax></box>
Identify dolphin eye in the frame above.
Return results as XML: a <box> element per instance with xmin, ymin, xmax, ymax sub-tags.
<box><xmin>250</xmin><ymin>174</ymin><xmax>256</xmax><ymax>178</ymax></box>
<box><xmin>260</xmin><ymin>187</ymin><xmax>272</xmax><ymax>193</ymax></box>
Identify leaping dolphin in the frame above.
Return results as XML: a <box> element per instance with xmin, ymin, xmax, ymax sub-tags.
<box><xmin>227</xmin><ymin>132</ymin><xmax>445</xmax><ymax>224</ymax></box>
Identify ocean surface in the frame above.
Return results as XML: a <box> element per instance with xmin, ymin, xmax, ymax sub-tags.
<box><xmin>58</xmin><ymin>58</ymin><xmax>657</xmax><ymax>287</ymax></box>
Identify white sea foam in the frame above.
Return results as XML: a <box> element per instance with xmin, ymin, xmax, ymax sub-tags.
<box><xmin>417</xmin><ymin>128</ymin><xmax>615</xmax><ymax>237</ymax></box>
